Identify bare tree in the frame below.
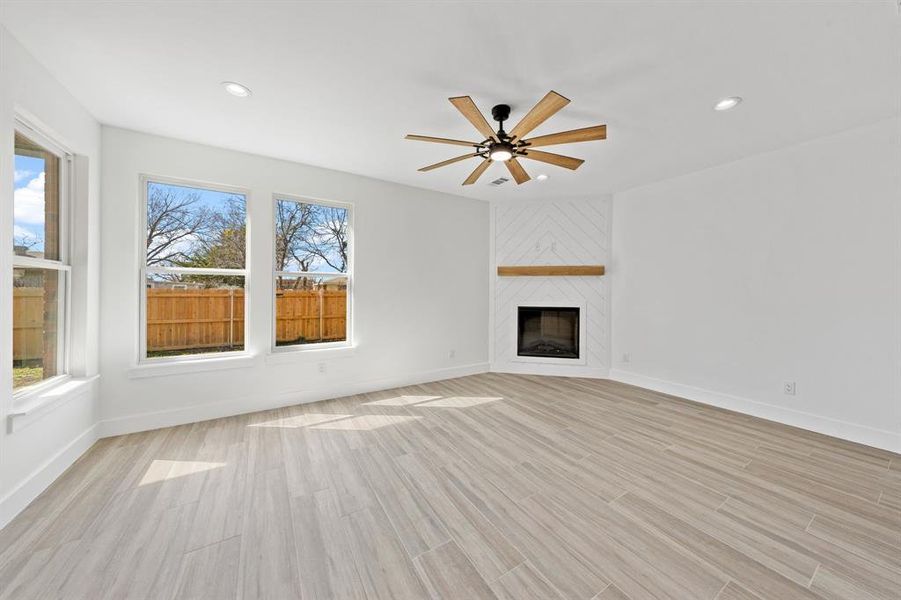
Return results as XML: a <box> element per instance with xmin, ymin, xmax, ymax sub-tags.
<box><xmin>275</xmin><ymin>200</ymin><xmax>316</xmax><ymax>272</ymax></box>
<box><xmin>13</xmin><ymin>233</ymin><xmax>42</xmax><ymax>257</ymax></box>
<box><xmin>276</xmin><ymin>200</ymin><xmax>322</xmax><ymax>289</ymax></box>
<box><xmin>304</xmin><ymin>205</ymin><xmax>348</xmax><ymax>272</ymax></box>
<box><xmin>189</xmin><ymin>195</ymin><xmax>246</xmax><ymax>270</ymax></box>
<box><xmin>145</xmin><ymin>186</ymin><xmax>213</xmax><ymax>266</ymax></box>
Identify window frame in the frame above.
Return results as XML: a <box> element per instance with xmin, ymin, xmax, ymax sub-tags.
<box><xmin>270</xmin><ymin>193</ymin><xmax>353</xmax><ymax>354</ymax></box>
<box><xmin>138</xmin><ymin>174</ymin><xmax>251</xmax><ymax>364</ymax></box>
<box><xmin>12</xmin><ymin>118</ymin><xmax>73</xmax><ymax>398</ymax></box>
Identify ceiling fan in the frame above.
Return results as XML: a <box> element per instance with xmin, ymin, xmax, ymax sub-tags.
<box><xmin>405</xmin><ymin>91</ymin><xmax>606</xmax><ymax>186</ymax></box>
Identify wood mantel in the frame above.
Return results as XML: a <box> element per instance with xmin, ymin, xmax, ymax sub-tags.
<box><xmin>496</xmin><ymin>265</ymin><xmax>605</xmax><ymax>277</ymax></box>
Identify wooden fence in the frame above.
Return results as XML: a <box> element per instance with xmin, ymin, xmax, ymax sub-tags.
<box><xmin>12</xmin><ymin>288</ymin><xmax>43</xmax><ymax>361</ymax></box>
<box><xmin>13</xmin><ymin>287</ymin><xmax>347</xmax><ymax>359</ymax></box>
<box><xmin>145</xmin><ymin>288</ymin><xmax>247</xmax><ymax>353</ymax></box>
<box><xmin>274</xmin><ymin>289</ymin><xmax>347</xmax><ymax>346</ymax></box>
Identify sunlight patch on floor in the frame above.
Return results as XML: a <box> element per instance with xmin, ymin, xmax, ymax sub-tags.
<box><xmin>310</xmin><ymin>414</ymin><xmax>423</xmax><ymax>431</ymax></box>
<box><xmin>362</xmin><ymin>395</ymin><xmax>441</xmax><ymax>407</ymax></box>
<box><xmin>247</xmin><ymin>413</ymin><xmax>352</xmax><ymax>428</ymax></box>
<box><xmin>139</xmin><ymin>460</ymin><xmax>227</xmax><ymax>486</ymax></box>
<box><xmin>417</xmin><ymin>396</ymin><xmax>503</xmax><ymax>408</ymax></box>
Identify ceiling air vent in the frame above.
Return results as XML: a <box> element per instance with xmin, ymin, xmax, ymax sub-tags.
<box><xmin>489</xmin><ymin>177</ymin><xmax>510</xmax><ymax>186</ymax></box>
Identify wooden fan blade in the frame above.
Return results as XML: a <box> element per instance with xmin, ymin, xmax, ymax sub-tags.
<box><xmin>449</xmin><ymin>96</ymin><xmax>499</xmax><ymax>141</ymax></box>
<box><xmin>462</xmin><ymin>159</ymin><xmax>492</xmax><ymax>186</ymax></box>
<box><xmin>508</xmin><ymin>91</ymin><xmax>570</xmax><ymax>141</ymax></box>
<box><xmin>523</xmin><ymin>124</ymin><xmax>607</xmax><ymax>148</ymax></box>
<box><xmin>505</xmin><ymin>158</ymin><xmax>531</xmax><ymax>184</ymax></box>
<box><xmin>405</xmin><ymin>134</ymin><xmax>482</xmax><ymax>148</ymax></box>
<box><xmin>418</xmin><ymin>153</ymin><xmax>481</xmax><ymax>172</ymax></box>
<box><xmin>519</xmin><ymin>149</ymin><xmax>584</xmax><ymax>170</ymax></box>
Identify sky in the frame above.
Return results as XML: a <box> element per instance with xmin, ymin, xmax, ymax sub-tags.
<box><xmin>13</xmin><ymin>154</ymin><xmax>47</xmax><ymax>252</ymax></box>
<box><xmin>148</xmin><ymin>180</ymin><xmax>242</xmax><ymax>213</ymax></box>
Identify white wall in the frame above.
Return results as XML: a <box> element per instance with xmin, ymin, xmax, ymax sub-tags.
<box><xmin>99</xmin><ymin>127</ymin><xmax>488</xmax><ymax>434</ymax></box>
<box><xmin>490</xmin><ymin>197</ymin><xmax>611</xmax><ymax>377</ymax></box>
<box><xmin>611</xmin><ymin>118</ymin><xmax>901</xmax><ymax>452</ymax></box>
<box><xmin>0</xmin><ymin>26</ymin><xmax>102</xmax><ymax>526</ymax></box>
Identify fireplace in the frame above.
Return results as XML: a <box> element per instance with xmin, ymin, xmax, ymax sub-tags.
<box><xmin>517</xmin><ymin>306</ymin><xmax>580</xmax><ymax>359</ymax></box>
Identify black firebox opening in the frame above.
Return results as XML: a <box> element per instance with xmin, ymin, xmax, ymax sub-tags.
<box><xmin>517</xmin><ymin>306</ymin><xmax>579</xmax><ymax>359</ymax></box>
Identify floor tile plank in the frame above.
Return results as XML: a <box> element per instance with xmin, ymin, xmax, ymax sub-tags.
<box><xmin>414</xmin><ymin>540</ymin><xmax>498</xmax><ymax>600</ymax></box>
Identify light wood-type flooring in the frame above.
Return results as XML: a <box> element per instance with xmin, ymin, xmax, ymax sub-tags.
<box><xmin>1</xmin><ymin>373</ymin><xmax>899</xmax><ymax>599</ymax></box>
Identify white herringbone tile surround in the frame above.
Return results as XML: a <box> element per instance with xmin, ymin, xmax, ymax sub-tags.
<box><xmin>492</xmin><ymin>197</ymin><xmax>611</xmax><ymax>376</ymax></box>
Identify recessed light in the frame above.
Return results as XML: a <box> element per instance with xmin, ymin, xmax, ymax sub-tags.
<box><xmin>536</xmin><ymin>174</ymin><xmax>549</xmax><ymax>181</ymax></box>
<box><xmin>222</xmin><ymin>81</ymin><xmax>252</xmax><ymax>97</ymax></box>
<box><xmin>714</xmin><ymin>96</ymin><xmax>742</xmax><ymax>111</ymax></box>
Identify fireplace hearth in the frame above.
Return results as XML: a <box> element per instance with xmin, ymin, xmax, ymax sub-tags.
<box><xmin>517</xmin><ymin>306</ymin><xmax>580</xmax><ymax>359</ymax></box>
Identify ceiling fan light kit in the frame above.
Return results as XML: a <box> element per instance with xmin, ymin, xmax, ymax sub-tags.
<box><xmin>406</xmin><ymin>91</ymin><xmax>607</xmax><ymax>186</ymax></box>
<box><xmin>489</xmin><ymin>143</ymin><xmax>514</xmax><ymax>162</ymax></box>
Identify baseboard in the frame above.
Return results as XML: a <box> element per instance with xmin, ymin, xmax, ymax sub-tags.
<box><xmin>491</xmin><ymin>362</ymin><xmax>609</xmax><ymax>379</ymax></box>
<box><xmin>609</xmin><ymin>369</ymin><xmax>900</xmax><ymax>454</ymax></box>
<box><xmin>98</xmin><ymin>362</ymin><xmax>490</xmax><ymax>438</ymax></box>
<box><xmin>0</xmin><ymin>423</ymin><xmax>99</xmax><ymax>530</ymax></box>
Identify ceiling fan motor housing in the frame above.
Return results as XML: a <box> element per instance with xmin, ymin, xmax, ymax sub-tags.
<box><xmin>491</xmin><ymin>104</ymin><xmax>512</xmax><ymax>124</ymax></box>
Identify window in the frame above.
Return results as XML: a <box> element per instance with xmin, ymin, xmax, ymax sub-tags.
<box><xmin>273</xmin><ymin>196</ymin><xmax>351</xmax><ymax>349</ymax></box>
<box><xmin>12</xmin><ymin>129</ymin><xmax>70</xmax><ymax>391</ymax></box>
<box><xmin>141</xmin><ymin>178</ymin><xmax>248</xmax><ymax>360</ymax></box>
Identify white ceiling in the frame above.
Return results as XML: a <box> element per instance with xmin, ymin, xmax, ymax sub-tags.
<box><xmin>1</xmin><ymin>1</ymin><xmax>898</xmax><ymax>201</ymax></box>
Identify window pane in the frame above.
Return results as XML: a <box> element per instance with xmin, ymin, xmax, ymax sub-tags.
<box><xmin>13</xmin><ymin>268</ymin><xmax>64</xmax><ymax>389</ymax></box>
<box><xmin>275</xmin><ymin>200</ymin><xmax>348</xmax><ymax>273</ymax></box>
<box><xmin>146</xmin><ymin>181</ymin><xmax>246</xmax><ymax>269</ymax></box>
<box><xmin>14</xmin><ymin>132</ymin><xmax>61</xmax><ymax>261</ymax></box>
<box><xmin>146</xmin><ymin>274</ymin><xmax>245</xmax><ymax>358</ymax></box>
<box><xmin>275</xmin><ymin>275</ymin><xmax>347</xmax><ymax>346</ymax></box>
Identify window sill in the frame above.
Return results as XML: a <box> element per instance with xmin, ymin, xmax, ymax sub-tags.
<box><xmin>265</xmin><ymin>344</ymin><xmax>355</xmax><ymax>365</ymax></box>
<box><xmin>128</xmin><ymin>353</ymin><xmax>257</xmax><ymax>379</ymax></box>
<box><xmin>8</xmin><ymin>375</ymin><xmax>99</xmax><ymax>433</ymax></box>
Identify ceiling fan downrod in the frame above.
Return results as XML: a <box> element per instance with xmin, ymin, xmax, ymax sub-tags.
<box><xmin>491</xmin><ymin>104</ymin><xmax>512</xmax><ymax>140</ymax></box>
<box><xmin>487</xmin><ymin>104</ymin><xmax>517</xmax><ymax>161</ymax></box>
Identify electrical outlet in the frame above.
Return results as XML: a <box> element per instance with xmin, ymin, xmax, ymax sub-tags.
<box><xmin>448</xmin><ymin>349</ymin><xmax>455</xmax><ymax>359</ymax></box>
<box><xmin>318</xmin><ymin>362</ymin><xmax>327</xmax><ymax>374</ymax></box>
<box><xmin>784</xmin><ymin>381</ymin><xmax>796</xmax><ymax>395</ymax></box>
<box><xmin>622</xmin><ymin>353</ymin><xmax>631</xmax><ymax>363</ymax></box>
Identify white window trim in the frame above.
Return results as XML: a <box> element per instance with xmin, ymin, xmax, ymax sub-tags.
<box><xmin>8</xmin><ymin>375</ymin><xmax>99</xmax><ymax>432</ymax></box>
<box><xmin>270</xmin><ymin>193</ymin><xmax>353</xmax><ymax>355</ymax></box>
<box><xmin>127</xmin><ymin>353</ymin><xmax>256</xmax><ymax>379</ymax></box>
<box><xmin>138</xmin><ymin>174</ymin><xmax>252</xmax><ymax>364</ymax></box>
<box><xmin>12</xmin><ymin>119</ymin><xmax>73</xmax><ymax>402</ymax></box>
